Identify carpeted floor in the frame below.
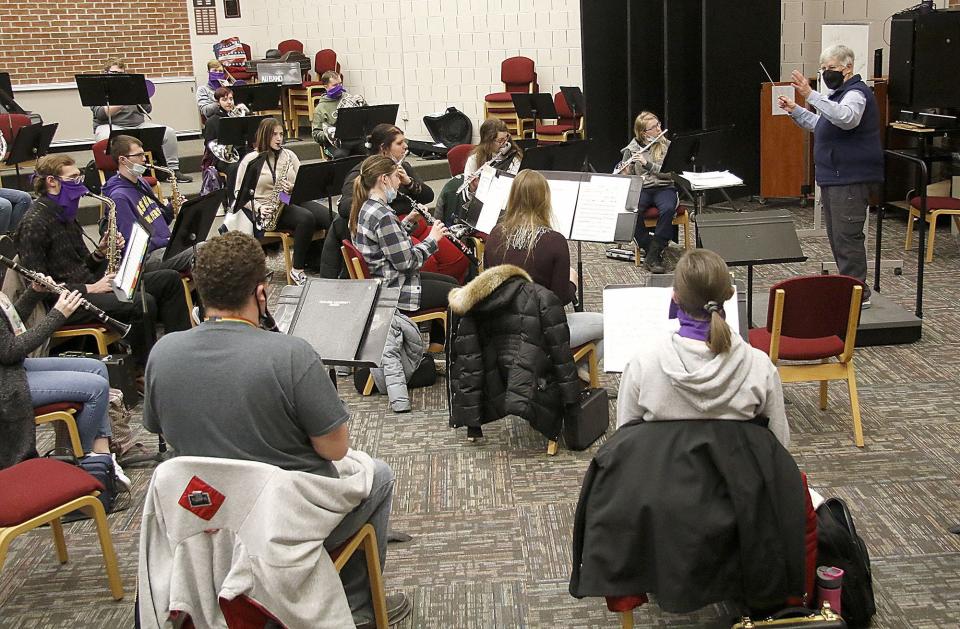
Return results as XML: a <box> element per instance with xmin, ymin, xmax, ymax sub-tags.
<box><xmin>2</xmin><ymin>197</ymin><xmax>960</xmax><ymax>628</ymax></box>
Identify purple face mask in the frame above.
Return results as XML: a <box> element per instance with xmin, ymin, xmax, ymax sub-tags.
<box><xmin>48</xmin><ymin>179</ymin><xmax>90</xmax><ymax>223</ymax></box>
<box><xmin>325</xmin><ymin>83</ymin><xmax>344</xmax><ymax>99</ymax></box>
<box><xmin>208</xmin><ymin>70</ymin><xmax>226</xmax><ymax>87</ymax></box>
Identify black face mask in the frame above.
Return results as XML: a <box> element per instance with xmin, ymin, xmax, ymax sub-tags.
<box><xmin>822</xmin><ymin>69</ymin><xmax>845</xmax><ymax>90</ymax></box>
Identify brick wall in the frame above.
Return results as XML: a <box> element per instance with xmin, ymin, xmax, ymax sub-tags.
<box><xmin>0</xmin><ymin>0</ymin><xmax>192</xmax><ymax>85</ymax></box>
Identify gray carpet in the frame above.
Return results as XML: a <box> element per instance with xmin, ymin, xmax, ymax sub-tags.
<box><xmin>2</xmin><ymin>198</ymin><xmax>960</xmax><ymax>628</ymax></box>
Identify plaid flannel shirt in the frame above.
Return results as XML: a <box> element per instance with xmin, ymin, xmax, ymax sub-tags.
<box><xmin>354</xmin><ymin>198</ymin><xmax>437</xmax><ymax>311</ymax></box>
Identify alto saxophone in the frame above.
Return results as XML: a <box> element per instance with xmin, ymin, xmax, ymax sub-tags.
<box><xmin>150</xmin><ymin>164</ymin><xmax>186</xmax><ymax>219</ymax></box>
<box><xmin>258</xmin><ymin>150</ymin><xmax>292</xmax><ymax>232</ymax></box>
<box><xmin>85</xmin><ymin>192</ymin><xmax>121</xmax><ymax>273</ymax></box>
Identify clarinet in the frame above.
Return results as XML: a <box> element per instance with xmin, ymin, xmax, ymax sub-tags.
<box><xmin>0</xmin><ymin>255</ymin><xmax>132</xmax><ymax>338</ymax></box>
<box><xmin>397</xmin><ymin>192</ymin><xmax>479</xmax><ymax>267</ymax></box>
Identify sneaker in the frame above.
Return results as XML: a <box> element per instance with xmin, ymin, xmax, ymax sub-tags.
<box><xmin>173</xmin><ymin>170</ymin><xmax>193</xmax><ymax>183</ymax></box>
<box><xmin>354</xmin><ymin>592</ymin><xmax>411</xmax><ymax>629</ymax></box>
<box><xmin>111</xmin><ymin>453</ymin><xmax>132</xmax><ymax>491</ymax></box>
<box><xmin>861</xmin><ymin>298</ymin><xmax>872</xmax><ymax>310</ymax></box>
<box><xmin>191</xmin><ymin>306</ymin><xmax>202</xmax><ymax>325</ymax></box>
<box><xmin>290</xmin><ymin>269</ymin><xmax>307</xmax><ymax>286</ymax></box>
<box><xmin>467</xmin><ymin>426</ymin><xmax>484</xmax><ymax>442</ymax></box>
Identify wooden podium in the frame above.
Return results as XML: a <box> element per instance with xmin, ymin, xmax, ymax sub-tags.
<box><xmin>759</xmin><ymin>82</ymin><xmax>811</xmax><ymax>200</ymax></box>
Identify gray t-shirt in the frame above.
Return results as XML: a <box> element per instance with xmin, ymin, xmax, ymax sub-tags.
<box><xmin>143</xmin><ymin>320</ymin><xmax>349</xmax><ymax>477</ymax></box>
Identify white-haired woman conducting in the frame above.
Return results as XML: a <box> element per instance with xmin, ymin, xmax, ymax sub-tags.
<box><xmin>778</xmin><ymin>44</ymin><xmax>882</xmax><ymax>308</ymax></box>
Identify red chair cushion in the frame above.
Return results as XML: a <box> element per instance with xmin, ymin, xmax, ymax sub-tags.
<box><xmin>0</xmin><ymin>113</ymin><xmax>32</xmax><ymax>149</ymax></box>
<box><xmin>92</xmin><ymin>139</ymin><xmax>117</xmax><ymax>171</ymax></box>
<box><xmin>0</xmin><ymin>458</ymin><xmax>103</xmax><ymax>526</ymax></box>
<box><xmin>446</xmin><ymin>144</ymin><xmax>474</xmax><ymax>177</ymax></box>
<box><xmin>535</xmin><ymin>124</ymin><xmax>574</xmax><ymax>135</ymax></box>
<box><xmin>641</xmin><ymin>204</ymin><xmax>685</xmax><ymax>219</ymax></box>
<box><xmin>909</xmin><ymin>195</ymin><xmax>960</xmax><ymax>211</ymax></box>
<box><xmin>342</xmin><ymin>239</ymin><xmax>371</xmax><ymax>278</ymax></box>
<box><xmin>748</xmin><ymin>328</ymin><xmax>845</xmax><ymax>361</ymax></box>
<box><xmin>34</xmin><ymin>402</ymin><xmax>82</xmax><ymax>416</ymax></box>
<box><xmin>484</xmin><ymin>92</ymin><xmax>514</xmax><ymax>103</ymax></box>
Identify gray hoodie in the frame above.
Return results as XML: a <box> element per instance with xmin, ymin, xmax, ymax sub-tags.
<box><xmin>616</xmin><ymin>328</ymin><xmax>789</xmax><ymax>447</ymax></box>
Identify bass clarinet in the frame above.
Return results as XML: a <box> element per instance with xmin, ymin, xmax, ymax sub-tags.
<box><xmin>0</xmin><ymin>255</ymin><xmax>132</xmax><ymax>338</ymax></box>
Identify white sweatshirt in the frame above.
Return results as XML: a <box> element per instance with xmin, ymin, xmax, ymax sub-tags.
<box><xmin>616</xmin><ymin>328</ymin><xmax>790</xmax><ymax>447</ymax></box>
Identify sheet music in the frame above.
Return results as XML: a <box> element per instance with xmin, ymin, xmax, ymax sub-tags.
<box><xmin>771</xmin><ymin>85</ymin><xmax>795</xmax><ymax>116</ymax></box>
<box><xmin>475</xmin><ymin>172</ymin><xmax>514</xmax><ymax>234</ymax></box>
<box><xmin>680</xmin><ymin>170</ymin><xmax>744</xmax><ymax>190</ymax></box>
<box><xmin>475</xmin><ymin>165</ymin><xmax>497</xmax><ymax>203</ymax></box>
<box><xmin>113</xmin><ymin>223</ymin><xmax>150</xmax><ymax>302</ymax></box>
<box><xmin>603</xmin><ymin>285</ymin><xmax>740</xmax><ymax>372</ymax></box>
<box><xmin>569</xmin><ymin>175</ymin><xmax>632</xmax><ymax>242</ymax></box>
<box><xmin>546</xmin><ymin>178</ymin><xmax>581</xmax><ymax>238</ymax></box>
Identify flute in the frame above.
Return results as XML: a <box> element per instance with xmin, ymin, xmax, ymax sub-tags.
<box><xmin>613</xmin><ymin>129</ymin><xmax>668</xmax><ymax>175</ymax></box>
<box><xmin>397</xmin><ymin>192</ymin><xmax>479</xmax><ymax>266</ymax></box>
<box><xmin>0</xmin><ymin>255</ymin><xmax>131</xmax><ymax>338</ymax></box>
<box><xmin>456</xmin><ymin>141</ymin><xmax>516</xmax><ymax>194</ymax></box>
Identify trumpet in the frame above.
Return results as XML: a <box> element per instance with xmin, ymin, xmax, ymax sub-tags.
<box><xmin>398</xmin><ymin>191</ymin><xmax>478</xmax><ymax>266</ymax></box>
<box><xmin>149</xmin><ymin>164</ymin><xmax>186</xmax><ymax>219</ymax></box>
<box><xmin>85</xmin><ymin>191</ymin><xmax>121</xmax><ymax>273</ymax></box>
<box><xmin>0</xmin><ymin>255</ymin><xmax>131</xmax><ymax>338</ymax></box>
<box><xmin>613</xmin><ymin>129</ymin><xmax>667</xmax><ymax>175</ymax></box>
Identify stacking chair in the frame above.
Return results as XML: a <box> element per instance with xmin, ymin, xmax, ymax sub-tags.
<box><xmin>545</xmin><ymin>341</ymin><xmax>601</xmax><ymax>456</ymax></box>
<box><xmin>34</xmin><ymin>402</ymin><xmax>84</xmax><ymax>457</ymax></box>
<box><xmin>0</xmin><ymin>113</ymin><xmax>32</xmax><ymax>170</ymax></box>
<box><xmin>748</xmin><ymin>275</ymin><xmax>865</xmax><ymax>447</ymax></box>
<box><xmin>633</xmin><ymin>204</ymin><xmax>692</xmax><ymax>266</ymax></box>
<box><xmin>446</xmin><ymin>143</ymin><xmax>474</xmax><ymax>177</ymax></box>
<box><xmin>91</xmin><ymin>139</ymin><xmax>160</xmax><ymax>194</ymax></box>
<box><xmin>277</xmin><ymin>39</ymin><xmax>303</xmax><ymax>55</ymax></box>
<box><xmin>532</xmin><ymin>91</ymin><xmax>585</xmax><ymax>144</ymax></box>
<box><xmin>51</xmin><ymin>324</ymin><xmax>121</xmax><ymax>355</ymax></box>
<box><xmin>483</xmin><ymin>56</ymin><xmax>537</xmax><ymax>139</ymax></box>
<box><xmin>287</xmin><ymin>49</ymin><xmax>342</xmax><ymax>138</ymax></box>
<box><xmin>262</xmin><ymin>228</ymin><xmax>325</xmax><ymax>285</ymax></box>
<box><xmin>0</xmin><ymin>458</ymin><xmax>124</xmax><ymax>601</ymax></box>
<box><xmin>903</xmin><ymin>195</ymin><xmax>960</xmax><ymax>263</ymax></box>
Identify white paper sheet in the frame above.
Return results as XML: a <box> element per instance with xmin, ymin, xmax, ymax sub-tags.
<box><xmin>114</xmin><ymin>223</ymin><xmax>150</xmax><ymax>302</ymax></box>
<box><xmin>475</xmin><ymin>173</ymin><xmax>514</xmax><ymax>234</ymax></box>
<box><xmin>603</xmin><ymin>285</ymin><xmax>740</xmax><ymax>372</ymax></box>
<box><xmin>544</xmin><ymin>178</ymin><xmax>581</xmax><ymax>238</ymax></box>
<box><xmin>474</xmin><ymin>164</ymin><xmax>497</xmax><ymax>203</ymax></box>
<box><xmin>569</xmin><ymin>175</ymin><xmax>632</xmax><ymax>242</ymax></box>
<box><xmin>772</xmin><ymin>84</ymin><xmax>795</xmax><ymax>116</ymax></box>
<box><xmin>680</xmin><ymin>170</ymin><xmax>744</xmax><ymax>190</ymax></box>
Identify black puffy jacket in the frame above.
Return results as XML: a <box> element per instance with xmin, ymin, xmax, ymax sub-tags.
<box><xmin>447</xmin><ymin>264</ymin><xmax>581</xmax><ymax>440</ymax></box>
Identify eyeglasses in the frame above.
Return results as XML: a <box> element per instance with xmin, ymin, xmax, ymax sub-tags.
<box><xmin>819</xmin><ymin>64</ymin><xmax>845</xmax><ymax>73</ymax></box>
<box><xmin>124</xmin><ymin>152</ymin><xmax>146</xmax><ymax>160</ymax></box>
<box><xmin>645</xmin><ymin>122</ymin><xmax>661</xmax><ymax>132</ymax></box>
<box><xmin>58</xmin><ymin>174</ymin><xmax>84</xmax><ymax>184</ymax></box>
<box><xmin>262</xmin><ymin>271</ymin><xmax>275</xmax><ymax>284</ymax></box>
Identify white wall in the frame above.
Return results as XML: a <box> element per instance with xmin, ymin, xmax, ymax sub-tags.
<box><xmin>185</xmin><ymin>0</ymin><xmax>583</xmax><ymax>141</ymax></box>
<box><xmin>780</xmin><ymin>0</ymin><xmax>917</xmax><ymax>80</ymax></box>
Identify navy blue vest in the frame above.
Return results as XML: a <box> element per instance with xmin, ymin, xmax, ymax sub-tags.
<box><xmin>812</xmin><ymin>75</ymin><xmax>883</xmax><ymax>186</ymax></box>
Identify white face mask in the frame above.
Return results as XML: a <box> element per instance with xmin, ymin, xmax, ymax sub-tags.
<box><xmin>124</xmin><ymin>159</ymin><xmax>147</xmax><ymax>177</ymax></box>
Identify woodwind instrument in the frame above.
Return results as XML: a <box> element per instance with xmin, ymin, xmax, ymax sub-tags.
<box><xmin>0</xmin><ymin>255</ymin><xmax>131</xmax><ymax>338</ymax></box>
<box><xmin>85</xmin><ymin>191</ymin><xmax>121</xmax><ymax>273</ymax></box>
<box><xmin>613</xmin><ymin>129</ymin><xmax>668</xmax><ymax>175</ymax></box>
<box><xmin>397</xmin><ymin>191</ymin><xmax>478</xmax><ymax>266</ymax></box>
<box><xmin>456</xmin><ymin>140</ymin><xmax>516</xmax><ymax>194</ymax></box>
<box><xmin>149</xmin><ymin>164</ymin><xmax>186</xmax><ymax>219</ymax></box>
<box><xmin>258</xmin><ymin>149</ymin><xmax>292</xmax><ymax>232</ymax></box>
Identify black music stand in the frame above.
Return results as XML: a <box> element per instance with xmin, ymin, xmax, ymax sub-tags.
<box><xmin>0</xmin><ymin>72</ymin><xmax>26</xmax><ymax>115</ymax></box>
<box><xmin>336</xmin><ymin>104</ymin><xmax>400</xmax><ymax>143</ymax></box>
<box><xmin>290</xmin><ymin>155</ymin><xmax>364</xmax><ymax>212</ymax></box>
<box><xmin>560</xmin><ymin>86</ymin><xmax>586</xmax><ymax>118</ymax></box>
<box><xmin>511</xmin><ymin>93</ymin><xmax>556</xmax><ymax>140</ymax></box>
<box><xmin>231</xmin><ymin>83</ymin><xmax>283</xmax><ymax>113</ymax></box>
<box><xmin>109</xmin><ymin>126</ymin><xmax>167</xmax><ymax>167</ymax></box>
<box><xmin>164</xmin><ymin>189</ymin><xmax>223</xmax><ymax>260</ymax></box>
<box><xmin>518</xmin><ymin>140</ymin><xmax>591</xmax><ymax>172</ymax></box>
<box><xmin>5</xmin><ymin>122</ymin><xmax>57</xmax><ymax>183</ymax></box>
<box><xmin>696</xmin><ymin>209</ymin><xmax>806</xmax><ymax>326</ymax></box>
<box><xmin>218</xmin><ymin>114</ymin><xmax>270</xmax><ymax>148</ymax></box>
<box><xmin>75</xmin><ymin>73</ymin><xmax>149</xmax><ymax>138</ymax></box>
<box><xmin>661</xmin><ymin>126</ymin><xmax>728</xmax><ymax>174</ymax></box>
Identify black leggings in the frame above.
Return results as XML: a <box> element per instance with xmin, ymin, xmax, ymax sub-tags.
<box><xmin>276</xmin><ymin>201</ymin><xmax>333</xmax><ymax>268</ymax></box>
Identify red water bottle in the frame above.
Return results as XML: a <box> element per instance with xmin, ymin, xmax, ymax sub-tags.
<box><xmin>816</xmin><ymin>565</ymin><xmax>844</xmax><ymax>615</ymax></box>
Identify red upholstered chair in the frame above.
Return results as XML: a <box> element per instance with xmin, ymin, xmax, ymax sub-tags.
<box><xmin>446</xmin><ymin>143</ymin><xmax>474</xmax><ymax>177</ymax></box>
<box><xmin>904</xmin><ymin>195</ymin><xmax>960</xmax><ymax>263</ymax></box>
<box><xmin>92</xmin><ymin>139</ymin><xmax>159</xmax><ymax>196</ymax></box>
<box><xmin>633</xmin><ymin>204</ymin><xmax>691</xmax><ymax>266</ymax></box>
<box><xmin>34</xmin><ymin>402</ymin><xmax>84</xmax><ymax>457</ymax></box>
<box><xmin>483</xmin><ymin>56</ymin><xmax>537</xmax><ymax>139</ymax></box>
<box><xmin>313</xmin><ymin>48</ymin><xmax>342</xmax><ymax>82</ymax></box>
<box><xmin>535</xmin><ymin>92</ymin><xmax>584</xmax><ymax>144</ymax></box>
<box><xmin>0</xmin><ymin>458</ymin><xmax>124</xmax><ymax>601</ymax></box>
<box><xmin>748</xmin><ymin>275</ymin><xmax>865</xmax><ymax>447</ymax></box>
<box><xmin>51</xmin><ymin>323</ymin><xmax>122</xmax><ymax>356</ymax></box>
<box><xmin>288</xmin><ymin>49</ymin><xmax>343</xmax><ymax>138</ymax></box>
<box><xmin>0</xmin><ymin>113</ymin><xmax>34</xmax><ymax>168</ymax></box>
<box><xmin>277</xmin><ymin>39</ymin><xmax>303</xmax><ymax>55</ymax></box>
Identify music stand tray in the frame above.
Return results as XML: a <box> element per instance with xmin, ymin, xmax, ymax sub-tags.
<box><xmin>511</xmin><ymin>93</ymin><xmax>557</xmax><ymax>121</ymax></box>
<box><xmin>660</xmin><ymin>126</ymin><xmax>730</xmax><ymax>174</ymax></box>
<box><xmin>336</xmin><ymin>104</ymin><xmax>400</xmax><ymax>142</ymax></box>
<box><xmin>696</xmin><ymin>209</ymin><xmax>806</xmax><ymax>325</ymax></box>
<box><xmin>218</xmin><ymin>114</ymin><xmax>270</xmax><ymax>147</ymax></box>
<box><xmin>518</xmin><ymin>140</ymin><xmax>591</xmax><ymax>172</ymax></box>
<box><xmin>231</xmin><ymin>83</ymin><xmax>283</xmax><ymax>112</ymax></box>
<box><xmin>164</xmin><ymin>189</ymin><xmax>223</xmax><ymax>260</ymax></box>
<box><xmin>75</xmin><ymin>73</ymin><xmax>149</xmax><ymax>107</ymax></box>
<box><xmin>290</xmin><ymin>155</ymin><xmax>364</xmax><ymax>206</ymax></box>
<box><xmin>109</xmin><ymin>126</ymin><xmax>167</xmax><ymax>166</ymax></box>
<box><xmin>559</xmin><ymin>86</ymin><xmax>585</xmax><ymax>117</ymax></box>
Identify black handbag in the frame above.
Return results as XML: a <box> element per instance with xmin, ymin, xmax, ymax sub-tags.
<box><xmin>563</xmin><ymin>388</ymin><xmax>608</xmax><ymax>450</ymax></box>
<box><xmin>731</xmin><ymin>604</ymin><xmax>847</xmax><ymax>628</ymax></box>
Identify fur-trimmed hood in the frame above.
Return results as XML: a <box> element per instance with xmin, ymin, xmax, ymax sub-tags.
<box><xmin>448</xmin><ymin>264</ymin><xmax>532</xmax><ymax>315</ymax></box>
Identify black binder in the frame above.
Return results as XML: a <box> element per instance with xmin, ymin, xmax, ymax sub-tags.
<box><xmin>288</xmin><ymin>279</ymin><xmax>383</xmax><ymax>363</ymax></box>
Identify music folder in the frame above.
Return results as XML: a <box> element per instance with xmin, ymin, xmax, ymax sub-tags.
<box><xmin>112</xmin><ymin>223</ymin><xmax>150</xmax><ymax>302</ymax></box>
<box><xmin>288</xmin><ymin>279</ymin><xmax>386</xmax><ymax>364</ymax></box>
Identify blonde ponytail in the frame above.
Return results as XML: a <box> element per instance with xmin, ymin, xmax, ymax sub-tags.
<box><xmin>674</xmin><ymin>249</ymin><xmax>735</xmax><ymax>353</ymax></box>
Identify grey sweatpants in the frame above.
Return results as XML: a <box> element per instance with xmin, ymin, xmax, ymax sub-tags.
<box><xmin>821</xmin><ymin>183</ymin><xmax>874</xmax><ymax>300</ymax></box>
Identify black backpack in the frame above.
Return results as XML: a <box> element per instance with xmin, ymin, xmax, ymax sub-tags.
<box><xmin>816</xmin><ymin>497</ymin><xmax>876</xmax><ymax>627</ymax></box>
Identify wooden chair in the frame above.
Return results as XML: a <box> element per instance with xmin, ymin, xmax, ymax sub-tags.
<box><xmin>0</xmin><ymin>458</ymin><xmax>124</xmax><ymax>601</ymax></box>
<box><xmin>633</xmin><ymin>204</ymin><xmax>692</xmax><ymax>267</ymax></box>
<box><xmin>748</xmin><ymin>275</ymin><xmax>865</xmax><ymax>447</ymax></box>
<box><xmin>34</xmin><ymin>402</ymin><xmax>84</xmax><ymax>458</ymax></box>
<box><xmin>904</xmin><ymin>195</ymin><xmax>960</xmax><ymax>263</ymax></box>
<box><xmin>531</xmin><ymin>91</ymin><xmax>585</xmax><ymax>144</ymax></box>
<box><xmin>51</xmin><ymin>324</ymin><xmax>121</xmax><ymax>355</ymax></box>
<box><xmin>545</xmin><ymin>341</ymin><xmax>600</xmax><ymax>456</ymax></box>
<box><xmin>263</xmin><ymin>228</ymin><xmax>325</xmax><ymax>285</ymax></box>
<box><xmin>483</xmin><ymin>56</ymin><xmax>538</xmax><ymax>139</ymax></box>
